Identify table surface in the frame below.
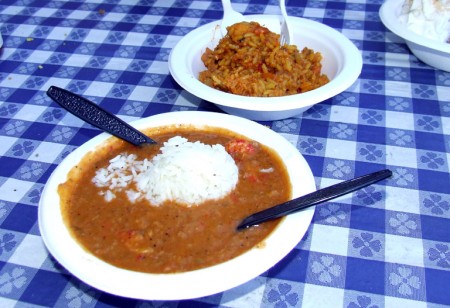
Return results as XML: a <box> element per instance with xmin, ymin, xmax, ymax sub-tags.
<box><xmin>1</xmin><ymin>0</ymin><xmax>450</xmax><ymax>307</ymax></box>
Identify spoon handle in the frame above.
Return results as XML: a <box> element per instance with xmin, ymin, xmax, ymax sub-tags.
<box><xmin>237</xmin><ymin>169</ymin><xmax>392</xmax><ymax>230</ymax></box>
<box><xmin>47</xmin><ymin>86</ymin><xmax>156</xmax><ymax>146</ymax></box>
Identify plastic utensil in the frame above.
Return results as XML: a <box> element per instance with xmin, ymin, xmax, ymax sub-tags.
<box><xmin>279</xmin><ymin>0</ymin><xmax>292</xmax><ymax>45</ymax></box>
<box><xmin>237</xmin><ymin>169</ymin><xmax>392</xmax><ymax>230</ymax></box>
<box><xmin>46</xmin><ymin>86</ymin><xmax>156</xmax><ymax>146</ymax></box>
<box><xmin>221</xmin><ymin>0</ymin><xmax>245</xmax><ymax>36</ymax></box>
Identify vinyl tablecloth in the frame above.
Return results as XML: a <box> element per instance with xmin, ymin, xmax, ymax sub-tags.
<box><xmin>1</xmin><ymin>0</ymin><xmax>450</xmax><ymax>307</ymax></box>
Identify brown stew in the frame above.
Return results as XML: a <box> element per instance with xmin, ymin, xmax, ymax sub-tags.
<box><xmin>59</xmin><ymin>125</ymin><xmax>291</xmax><ymax>273</ymax></box>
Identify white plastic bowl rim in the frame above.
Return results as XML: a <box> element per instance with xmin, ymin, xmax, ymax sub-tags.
<box><xmin>38</xmin><ymin>111</ymin><xmax>316</xmax><ymax>300</ymax></box>
<box><xmin>379</xmin><ymin>0</ymin><xmax>450</xmax><ymax>53</ymax></box>
<box><xmin>169</xmin><ymin>14</ymin><xmax>362</xmax><ymax>113</ymax></box>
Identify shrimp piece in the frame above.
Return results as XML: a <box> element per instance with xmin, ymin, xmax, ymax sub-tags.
<box><xmin>225</xmin><ymin>139</ymin><xmax>257</xmax><ymax>160</ymax></box>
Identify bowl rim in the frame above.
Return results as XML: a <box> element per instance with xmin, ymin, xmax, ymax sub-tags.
<box><xmin>169</xmin><ymin>14</ymin><xmax>362</xmax><ymax>112</ymax></box>
<box><xmin>379</xmin><ymin>0</ymin><xmax>450</xmax><ymax>53</ymax></box>
<box><xmin>38</xmin><ymin>111</ymin><xmax>316</xmax><ymax>300</ymax></box>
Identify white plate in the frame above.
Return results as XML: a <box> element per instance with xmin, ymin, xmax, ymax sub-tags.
<box><xmin>169</xmin><ymin>15</ymin><xmax>362</xmax><ymax>121</ymax></box>
<box><xmin>379</xmin><ymin>0</ymin><xmax>450</xmax><ymax>71</ymax></box>
<box><xmin>38</xmin><ymin>111</ymin><xmax>316</xmax><ymax>300</ymax></box>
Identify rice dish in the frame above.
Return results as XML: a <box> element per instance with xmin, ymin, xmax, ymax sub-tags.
<box><xmin>92</xmin><ymin>136</ymin><xmax>239</xmax><ymax>206</ymax></box>
<box><xmin>199</xmin><ymin>21</ymin><xmax>329</xmax><ymax>97</ymax></box>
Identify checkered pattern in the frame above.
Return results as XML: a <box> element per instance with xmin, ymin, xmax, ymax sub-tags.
<box><xmin>1</xmin><ymin>0</ymin><xmax>449</xmax><ymax>306</ymax></box>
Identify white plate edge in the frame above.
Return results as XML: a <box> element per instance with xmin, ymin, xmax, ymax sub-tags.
<box><xmin>38</xmin><ymin>111</ymin><xmax>316</xmax><ymax>300</ymax></box>
<box><xmin>168</xmin><ymin>15</ymin><xmax>362</xmax><ymax>112</ymax></box>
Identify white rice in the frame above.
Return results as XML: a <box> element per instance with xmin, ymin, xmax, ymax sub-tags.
<box><xmin>92</xmin><ymin>136</ymin><xmax>239</xmax><ymax>206</ymax></box>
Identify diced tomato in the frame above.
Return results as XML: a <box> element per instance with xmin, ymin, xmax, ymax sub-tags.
<box><xmin>136</xmin><ymin>254</ymin><xmax>147</xmax><ymax>261</ymax></box>
<box><xmin>225</xmin><ymin>139</ymin><xmax>256</xmax><ymax>160</ymax></box>
<box><xmin>254</xmin><ymin>25</ymin><xmax>269</xmax><ymax>35</ymax></box>
<box><xmin>244</xmin><ymin>172</ymin><xmax>258</xmax><ymax>183</ymax></box>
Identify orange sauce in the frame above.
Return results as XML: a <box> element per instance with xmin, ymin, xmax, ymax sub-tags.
<box><xmin>59</xmin><ymin>125</ymin><xmax>291</xmax><ymax>273</ymax></box>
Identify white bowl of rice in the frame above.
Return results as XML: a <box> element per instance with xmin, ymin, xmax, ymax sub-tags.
<box><xmin>380</xmin><ymin>0</ymin><xmax>450</xmax><ymax>72</ymax></box>
<box><xmin>169</xmin><ymin>15</ymin><xmax>362</xmax><ymax>121</ymax></box>
<box><xmin>39</xmin><ymin>111</ymin><xmax>316</xmax><ymax>300</ymax></box>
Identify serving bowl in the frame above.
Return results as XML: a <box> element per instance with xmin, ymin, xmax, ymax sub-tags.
<box><xmin>169</xmin><ymin>15</ymin><xmax>362</xmax><ymax>121</ymax></box>
<box><xmin>380</xmin><ymin>0</ymin><xmax>450</xmax><ymax>72</ymax></box>
<box><xmin>38</xmin><ymin>111</ymin><xmax>316</xmax><ymax>300</ymax></box>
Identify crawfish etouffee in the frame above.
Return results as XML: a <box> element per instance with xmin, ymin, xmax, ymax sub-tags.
<box><xmin>199</xmin><ymin>21</ymin><xmax>329</xmax><ymax>97</ymax></box>
<box><xmin>59</xmin><ymin>125</ymin><xmax>292</xmax><ymax>273</ymax></box>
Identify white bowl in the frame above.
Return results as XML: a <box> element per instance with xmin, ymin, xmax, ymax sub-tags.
<box><xmin>38</xmin><ymin>111</ymin><xmax>316</xmax><ymax>300</ymax></box>
<box><xmin>169</xmin><ymin>15</ymin><xmax>362</xmax><ymax>121</ymax></box>
<box><xmin>380</xmin><ymin>0</ymin><xmax>450</xmax><ymax>72</ymax></box>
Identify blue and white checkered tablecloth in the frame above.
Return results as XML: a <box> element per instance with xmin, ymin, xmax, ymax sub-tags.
<box><xmin>1</xmin><ymin>0</ymin><xmax>450</xmax><ymax>306</ymax></box>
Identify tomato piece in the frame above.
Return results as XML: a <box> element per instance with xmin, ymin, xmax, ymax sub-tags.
<box><xmin>225</xmin><ymin>139</ymin><xmax>256</xmax><ymax>159</ymax></box>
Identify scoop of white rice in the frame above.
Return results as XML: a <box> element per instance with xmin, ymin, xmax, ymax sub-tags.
<box><xmin>92</xmin><ymin>136</ymin><xmax>239</xmax><ymax>206</ymax></box>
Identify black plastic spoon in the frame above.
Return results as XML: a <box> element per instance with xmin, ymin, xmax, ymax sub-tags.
<box><xmin>237</xmin><ymin>169</ymin><xmax>392</xmax><ymax>231</ymax></box>
<box><xmin>46</xmin><ymin>86</ymin><xmax>156</xmax><ymax>146</ymax></box>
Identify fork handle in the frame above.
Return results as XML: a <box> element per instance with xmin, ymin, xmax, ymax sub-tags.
<box><xmin>222</xmin><ymin>0</ymin><xmax>233</xmax><ymax>12</ymax></box>
<box><xmin>237</xmin><ymin>169</ymin><xmax>392</xmax><ymax>230</ymax></box>
<box><xmin>47</xmin><ymin>86</ymin><xmax>156</xmax><ymax>146</ymax></box>
<box><xmin>280</xmin><ymin>0</ymin><xmax>287</xmax><ymax>15</ymax></box>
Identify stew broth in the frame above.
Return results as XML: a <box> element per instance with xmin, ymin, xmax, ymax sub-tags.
<box><xmin>59</xmin><ymin>125</ymin><xmax>291</xmax><ymax>273</ymax></box>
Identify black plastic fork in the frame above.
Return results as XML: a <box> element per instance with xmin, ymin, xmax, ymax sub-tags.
<box><xmin>46</xmin><ymin>86</ymin><xmax>156</xmax><ymax>146</ymax></box>
<box><xmin>237</xmin><ymin>169</ymin><xmax>392</xmax><ymax>230</ymax></box>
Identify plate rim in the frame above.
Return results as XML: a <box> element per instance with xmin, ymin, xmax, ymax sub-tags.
<box><xmin>38</xmin><ymin>111</ymin><xmax>316</xmax><ymax>300</ymax></box>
